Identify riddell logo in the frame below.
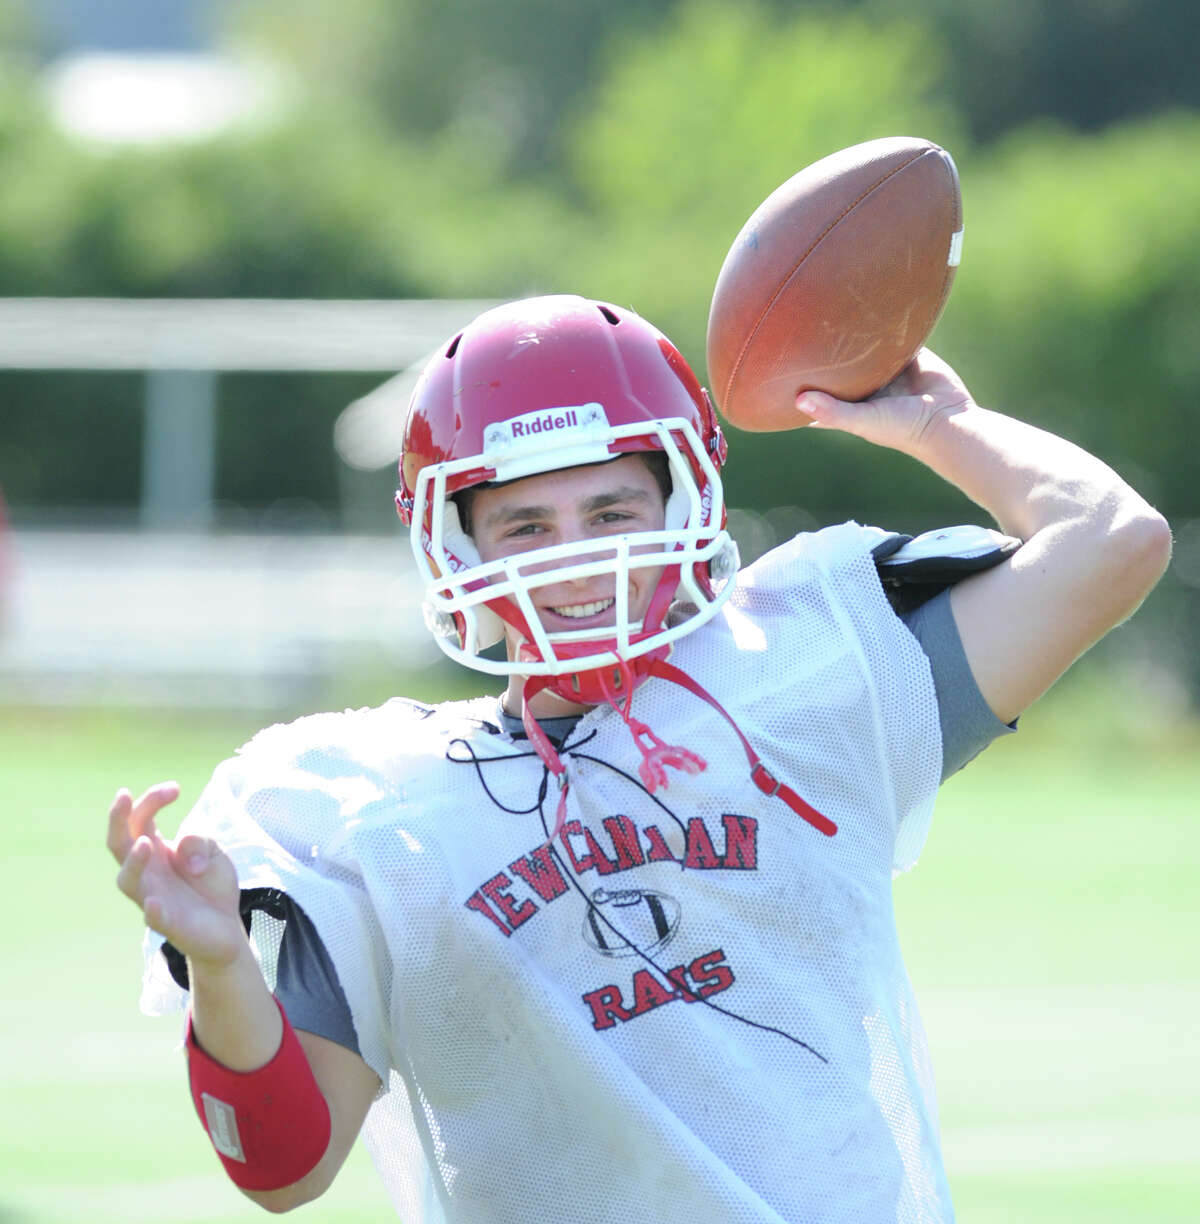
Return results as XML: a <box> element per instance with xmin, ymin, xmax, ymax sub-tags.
<box><xmin>484</xmin><ymin>402</ymin><xmax>608</xmax><ymax>451</ymax></box>
<box><xmin>512</xmin><ymin>408</ymin><xmax>579</xmax><ymax>437</ymax></box>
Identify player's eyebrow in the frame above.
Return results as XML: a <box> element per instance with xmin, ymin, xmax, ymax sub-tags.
<box><xmin>480</xmin><ymin>502</ymin><xmax>555</xmax><ymax>528</ymax></box>
<box><xmin>580</xmin><ymin>486</ymin><xmax>656</xmax><ymax>514</ymax></box>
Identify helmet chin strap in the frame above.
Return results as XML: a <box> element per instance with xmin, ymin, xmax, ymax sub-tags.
<box><xmin>520</xmin><ymin>654</ymin><xmax>836</xmax><ymax>850</ymax></box>
<box><xmin>644</xmin><ymin>659</ymin><xmax>836</xmax><ymax>837</ymax></box>
<box><xmin>521</xmin><ymin>651</ymin><xmax>697</xmax><ymax>847</ymax></box>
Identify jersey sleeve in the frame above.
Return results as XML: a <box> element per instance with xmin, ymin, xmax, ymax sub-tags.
<box><xmin>275</xmin><ymin>895</ymin><xmax>361</xmax><ymax>1054</ymax></box>
<box><xmin>900</xmin><ymin>589</ymin><xmax>1017</xmax><ymax>780</ymax></box>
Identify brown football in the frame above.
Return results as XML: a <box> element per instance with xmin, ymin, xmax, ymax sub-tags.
<box><xmin>705</xmin><ymin>136</ymin><xmax>962</xmax><ymax>431</ymax></box>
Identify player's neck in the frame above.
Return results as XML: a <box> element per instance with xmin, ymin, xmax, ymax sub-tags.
<box><xmin>501</xmin><ymin>674</ymin><xmax>594</xmax><ymax>721</ymax></box>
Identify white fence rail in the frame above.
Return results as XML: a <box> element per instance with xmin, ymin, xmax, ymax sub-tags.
<box><xmin>0</xmin><ymin>529</ymin><xmax>434</xmax><ymax>708</ymax></box>
<box><xmin>0</xmin><ymin>296</ymin><xmax>498</xmax><ymax>526</ymax></box>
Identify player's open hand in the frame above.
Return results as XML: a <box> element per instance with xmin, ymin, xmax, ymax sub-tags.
<box><xmin>107</xmin><ymin>783</ymin><xmax>244</xmax><ymax>970</ymax></box>
<box><xmin>794</xmin><ymin>348</ymin><xmax>974</xmax><ymax>456</ymax></box>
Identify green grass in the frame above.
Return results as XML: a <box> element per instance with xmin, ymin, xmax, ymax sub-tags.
<box><xmin>893</xmin><ymin>676</ymin><xmax>1200</xmax><ymax>1221</ymax></box>
<box><xmin>1</xmin><ymin>676</ymin><xmax>1197</xmax><ymax>1222</ymax></box>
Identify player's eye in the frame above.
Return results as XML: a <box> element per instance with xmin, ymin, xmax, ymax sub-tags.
<box><xmin>595</xmin><ymin>503</ymin><xmax>653</xmax><ymax>528</ymax></box>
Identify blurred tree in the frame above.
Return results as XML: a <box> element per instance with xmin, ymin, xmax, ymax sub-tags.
<box><xmin>860</xmin><ymin>0</ymin><xmax>1200</xmax><ymax>142</ymax></box>
<box><xmin>560</xmin><ymin>2</ymin><xmax>961</xmax><ymax>324</ymax></box>
<box><xmin>1</xmin><ymin>0</ymin><xmax>1197</xmax><ymax>551</ymax></box>
<box><xmin>224</xmin><ymin>0</ymin><xmax>1200</xmax><ymax>178</ymax></box>
<box><xmin>224</xmin><ymin>0</ymin><xmax>678</xmax><ymax>175</ymax></box>
<box><xmin>0</xmin><ymin>46</ymin><xmax>583</xmax><ymax>520</ymax></box>
<box><xmin>0</xmin><ymin>0</ymin><xmax>36</xmax><ymax>50</ymax></box>
<box><xmin>932</xmin><ymin>113</ymin><xmax>1200</xmax><ymax>522</ymax></box>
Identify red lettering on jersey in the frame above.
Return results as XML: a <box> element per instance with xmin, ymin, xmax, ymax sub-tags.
<box><xmin>582</xmin><ymin>827</ymin><xmax>619</xmax><ymax>875</ymax></box>
<box><xmin>642</xmin><ymin>824</ymin><xmax>678</xmax><ymax>863</ymax></box>
<box><xmin>689</xmin><ymin>949</ymin><xmax>735</xmax><ymax>998</ymax></box>
<box><xmin>582</xmin><ymin>985</ymin><xmax>633</xmax><ymax>1031</ymax></box>
<box><xmin>559</xmin><ymin>820</ymin><xmax>618</xmax><ymax>875</ymax></box>
<box><xmin>665</xmin><ymin>965</ymin><xmax>699</xmax><ymax>1002</ymax></box>
<box><xmin>508</xmin><ymin>844</ymin><xmax>569</xmax><ymax>902</ymax></box>
<box><xmin>602</xmin><ymin>815</ymin><xmax>645</xmax><ymax>870</ymax></box>
<box><xmin>683</xmin><ymin>817</ymin><xmax>720</xmax><ymax>869</ymax></box>
<box><xmin>558</xmin><ymin>820</ymin><xmax>591</xmax><ymax>872</ymax></box>
<box><xmin>720</xmin><ymin>813</ymin><xmax>758</xmax><ymax>869</ymax></box>
<box><xmin>468</xmin><ymin>813</ymin><xmax>759</xmax><ymax>943</ymax></box>
<box><xmin>631</xmin><ymin>970</ymin><xmax>678</xmax><ymax>1016</ymax></box>
<box><xmin>464</xmin><ymin>890</ymin><xmax>511</xmax><ymax>936</ymax></box>
<box><xmin>581</xmin><ymin>949</ymin><xmax>735</xmax><ymax>1031</ymax></box>
<box><xmin>479</xmin><ymin>872</ymin><xmax>538</xmax><ymax>930</ymax></box>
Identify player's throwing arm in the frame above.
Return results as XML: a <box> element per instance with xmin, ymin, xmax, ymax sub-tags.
<box><xmin>704</xmin><ymin>136</ymin><xmax>1172</xmax><ymax>726</ymax></box>
<box><xmin>792</xmin><ymin>352</ymin><xmax>1173</xmax><ymax>724</ymax></box>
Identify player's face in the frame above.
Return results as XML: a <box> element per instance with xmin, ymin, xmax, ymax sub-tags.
<box><xmin>470</xmin><ymin>454</ymin><xmax>668</xmax><ymax>643</ymax></box>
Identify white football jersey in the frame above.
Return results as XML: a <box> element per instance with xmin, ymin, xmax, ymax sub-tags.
<box><xmin>142</xmin><ymin>522</ymin><xmax>949</xmax><ymax>1223</ymax></box>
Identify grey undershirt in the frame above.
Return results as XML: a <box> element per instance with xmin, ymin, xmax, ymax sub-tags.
<box><xmin>275</xmin><ymin>587</ymin><xmax>1013</xmax><ymax>1054</ymax></box>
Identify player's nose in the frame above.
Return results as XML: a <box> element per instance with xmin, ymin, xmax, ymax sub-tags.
<box><xmin>523</xmin><ymin>535</ymin><xmax>619</xmax><ymax>578</ymax></box>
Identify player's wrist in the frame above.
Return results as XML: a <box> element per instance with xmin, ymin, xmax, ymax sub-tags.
<box><xmin>188</xmin><ymin>941</ymin><xmax>284</xmax><ymax>1076</ymax></box>
<box><xmin>185</xmin><ymin>930</ymin><xmax>263</xmax><ymax>995</ymax></box>
<box><xmin>898</xmin><ymin>396</ymin><xmax>984</xmax><ymax>469</ymax></box>
<box><xmin>191</xmin><ymin>931</ymin><xmax>252</xmax><ymax>977</ymax></box>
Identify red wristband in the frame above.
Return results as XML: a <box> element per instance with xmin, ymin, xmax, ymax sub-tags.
<box><xmin>187</xmin><ymin>997</ymin><xmax>331</xmax><ymax>1191</ymax></box>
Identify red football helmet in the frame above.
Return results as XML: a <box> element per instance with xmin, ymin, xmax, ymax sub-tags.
<box><xmin>396</xmin><ymin>296</ymin><xmax>738</xmax><ymax>694</ymax></box>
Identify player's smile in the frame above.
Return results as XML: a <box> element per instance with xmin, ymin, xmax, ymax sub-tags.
<box><xmin>547</xmin><ymin>597</ymin><xmax>615</xmax><ymax>620</ymax></box>
<box><xmin>536</xmin><ymin>594</ymin><xmax>620</xmax><ymax>632</ymax></box>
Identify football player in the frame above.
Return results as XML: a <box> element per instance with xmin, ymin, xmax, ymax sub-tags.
<box><xmin>109</xmin><ymin>296</ymin><xmax>1170</xmax><ymax>1222</ymax></box>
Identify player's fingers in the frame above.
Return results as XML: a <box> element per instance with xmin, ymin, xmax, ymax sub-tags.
<box><xmin>175</xmin><ymin>833</ymin><xmax>217</xmax><ymax>878</ymax></box>
<box><xmin>794</xmin><ymin>390</ymin><xmax>838</xmax><ymax>425</ymax></box>
<box><xmin>894</xmin><ymin>349</ymin><xmax>969</xmax><ymax>406</ymax></box>
<box><xmin>106</xmin><ymin>787</ymin><xmax>134</xmax><ymax>862</ymax></box>
<box><xmin>143</xmin><ymin>894</ymin><xmax>171</xmax><ymax>938</ymax></box>
<box><xmin>173</xmin><ymin>833</ymin><xmax>239</xmax><ymax>907</ymax></box>
<box><xmin>115</xmin><ymin>834</ymin><xmax>154</xmax><ymax>903</ymax></box>
<box><xmin>795</xmin><ymin>390</ymin><xmax>875</xmax><ymax>436</ymax></box>
<box><xmin>875</xmin><ymin>366</ymin><xmax>920</xmax><ymax>399</ymax></box>
<box><xmin>129</xmin><ymin>780</ymin><xmax>181</xmax><ymax>839</ymax></box>
<box><xmin>912</xmin><ymin>346</ymin><xmax>954</xmax><ymax>379</ymax></box>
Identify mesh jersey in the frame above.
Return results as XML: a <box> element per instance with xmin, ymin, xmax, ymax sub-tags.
<box><xmin>267</xmin><ymin>584</ymin><xmax>1011</xmax><ymax>1059</ymax></box>
<box><xmin>142</xmin><ymin>522</ymin><xmax>951</xmax><ymax>1223</ymax></box>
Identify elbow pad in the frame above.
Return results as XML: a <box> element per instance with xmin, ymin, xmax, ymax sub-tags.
<box><xmin>187</xmin><ymin>998</ymin><xmax>332</xmax><ymax>1192</ymax></box>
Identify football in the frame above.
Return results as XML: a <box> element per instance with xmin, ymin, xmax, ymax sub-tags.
<box><xmin>705</xmin><ymin>136</ymin><xmax>963</xmax><ymax>432</ymax></box>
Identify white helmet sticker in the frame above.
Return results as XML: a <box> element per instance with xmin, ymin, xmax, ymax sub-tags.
<box><xmin>483</xmin><ymin>402</ymin><xmax>609</xmax><ymax>453</ymax></box>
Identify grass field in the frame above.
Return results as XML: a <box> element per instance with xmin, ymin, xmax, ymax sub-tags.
<box><xmin>2</xmin><ymin>672</ymin><xmax>1197</xmax><ymax>1223</ymax></box>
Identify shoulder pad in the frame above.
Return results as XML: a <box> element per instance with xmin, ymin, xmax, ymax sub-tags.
<box><xmin>875</xmin><ymin>524</ymin><xmax>1021</xmax><ymax>613</ymax></box>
